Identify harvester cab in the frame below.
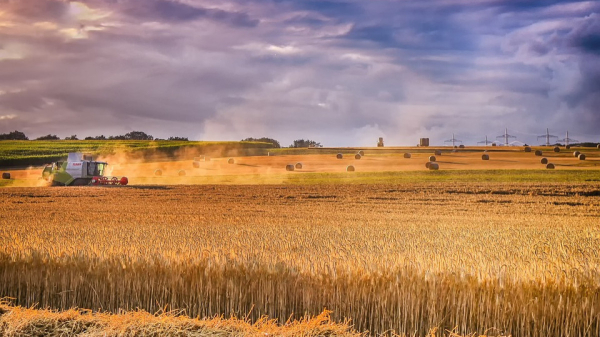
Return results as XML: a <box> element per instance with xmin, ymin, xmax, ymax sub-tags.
<box><xmin>42</xmin><ymin>153</ymin><xmax>128</xmax><ymax>186</ymax></box>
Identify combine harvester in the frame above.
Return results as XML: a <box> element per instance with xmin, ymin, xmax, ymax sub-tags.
<box><xmin>42</xmin><ymin>153</ymin><xmax>128</xmax><ymax>186</ymax></box>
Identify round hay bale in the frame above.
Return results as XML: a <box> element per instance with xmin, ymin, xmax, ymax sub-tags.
<box><xmin>524</xmin><ymin>146</ymin><xmax>532</xmax><ymax>152</ymax></box>
<box><xmin>355</xmin><ymin>153</ymin><xmax>362</xmax><ymax>160</ymax></box>
<box><xmin>336</xmin><ymin>153</ymin><xmax>343</xmax><ymax>159</ymax></box>
<box><xmin>2</xmin><ymin>172</ymin><xmax>10</xmax><ymax>179</ymax></box>
<box><xmin>428</xmin><ymin>162</ymin><xmax>439</xmax><ymax>170</ymax></box>
<box><xmin>178</xmin><ymin>170</ymin><xmax>186</xmax><ymax>176</ymax></box>
<box><xmin>295</xmin><ymin>162</ymin><xmax>302</xmax><ymax>169</ymax></box>
<box><xmin>154</xmin><ymin>169</ymin><xmax>162</xmax><ymax>176</ymax></box>
<box><xmin>566</xmin><ymin>145</ymin><xmax>571</xmax><ymax>150</ymax></box>
<box><xmin>192</xmin><ymin>161</ymin><xmax>200</xmax><ymax>168</ymax></box>
<box><xmin>597</xmin><ymin>144</ymin><xmax>600</xmax><ymax>149</ymax></box>
<box><xmin>425</xmin><ymin>162</ymin><xmax>431</xmax><ymax>169</ymax></box>
<box><xmin>403</xmin><ymin>153</ymin><xmax>411</xmax><ymax>159</ymax></box>
<box><xmin>459</xmin><ymin>144</ymin><xmax>465</xmax><ymax>149</ymax></box>
<box><xmin>482</xmin><ymin>154</ymin><xmax>490</xmax><ymax>160</ymax></box>
<box><xmin>286</xmin><ymin>164</ymin><xmax>295</xmax><ymax>171</ymax></box>
<box><xmin>227</xmin><ymin>158</ymin><xmax>234</xmax><ymax>164</ymax></box>
<box><xmin>429</xmin><ymin>155</ymin><xmax>436</xmax><ymax>162</ymax></box>
<box><xmin>579</xmin><ymin>154</ymin><xmax>586</xmax><ymax>160</ymax></box>
<box><xmin>546</xmin><ymin>163</ymin><xmax>555</xmax><ymax>169</ymax></box>
<box><xmin>453</xmin><ymin>146</ymin><xmax>457</xmax><ymax>149</ymax></box>
<box><xmin>534</xmin><ymin>150</ymin><xmax>542</xmax><ymax>156</ymax></box>
<box><xmin>434</xmin><ymin>150</ymin><xmax>442</xmax><ymax>156</ymax></box>
<box><xmin>573</xmin><ymin>151</ymin><xmax>581</xmax><ymax>157</ymax></box>
<box><xmin>553</xmin><ymin>146</ymin><xmax>560</xmax><ymax>153</ymax></box>
<box><xmin>358</xmin><ymin>150</ymin><xmax>364</xmax><ymax>156</ymax></box>
<box><xmin>346</xmin><ymin>165</ymin><xmax>355</xmax><ymax>172</ymax></box>
<box><xmin>540</xmin><ymin>158</ymin><xmax>548</xmax><ymax>164</ymax></box>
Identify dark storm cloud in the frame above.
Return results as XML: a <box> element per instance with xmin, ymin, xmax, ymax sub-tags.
<box><xmin>490</xmin><ymin>0</ymin><xmax>586</xmax><ymax>11</ymax></box>
<box><xmin>119</xmin><ymin>0</ymin><xmax>258</xmax><ymax>27</ymax></box>
<box><xmin>553</xmin><ymin>15</ymin><xmax>600</xmax><ymax>133</ymax></box>
<box><xmin>272</xmin><ymin>0</ymin><xmax>361</xmax><ymax>17</ymax></box>
<box><xmin>568</xmin><ymin>14</ymin><xmax>600</xmax><ymax>54</ymax></box>
<box><xmin>283</xmin><ymin>13</ymin><xmax>331</xmax><ymax>27</ymax></box>
<box><xmin>343</xmin><ymin>25</ymin><xmax>396</xmax><ymax>45</ymax></box>
<box><xmin>340</xmin><ymin>24</ymin><xmax>476</xmax><ymax>52</ymax></box>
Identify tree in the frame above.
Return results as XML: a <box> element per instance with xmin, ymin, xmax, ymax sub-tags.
<box><xmin>124</xmin><ymin>131</ymin><xmax>153</xmax><ymax>140</ymax></box>
<box><xmin>0</xmin><ymin>130</ymin><xmax>28</xmax><ymax>140</ymax></box>
<box><xmin>84</xmin><ymin>135</ymin><xmax>107</xmax><ymax>140</ymax></box>
<box><xmin>168</xmin><ymin>136</ymin><xmax>189</xmax><ymax>141</ymax></box>
<box><xmin>64</xmin><ymin>135</ymin><xmax>78</xmax><ymax>140</ymax></box>
<box><xmin>35</xmin><ymin>134</ymin><xmax>60</xmax><ymax>140</ymax></box>
<box><xmin>108</xmin><ymin>131</ymin><xmax>153</xmax><ymax>140</ymax></box>
<box><xmin>242</xmin><ymin>137</ymin><xmax>281</xmax><ymax>148</ymax></box>
<box><xmin>289</xmin><ymin>139</ymin><xmax>322</xmax><ymax>148</ymax></box>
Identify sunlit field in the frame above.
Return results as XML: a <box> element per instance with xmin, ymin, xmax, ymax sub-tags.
<box><xmin>4</xmin><ymin>0</ymin><xmax>600</xmax><ymax>334</ymax></box>
<box><xmin>2</xmin><ymin>178</ymin><xmax>600</xmax><ymax>336</ymax></box>
<box><xmin>0</xmin><ymin>140</ymin><xmax>273</xmax><ymax>167</ymax></box>
<box><xmin>3</xmin><ymin>146</ymin><xmax>600</xmax><ymax>187</ymax></box>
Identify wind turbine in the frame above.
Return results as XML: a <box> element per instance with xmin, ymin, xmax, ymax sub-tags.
<box><xmin>477</xmin><ymin>135</ymin><xmax>493</xmax><ymax>146</ymax></box>
<box><xmin>537</xmin><ymin>128</ymin><xmax>558</xmax><ymax>146</ymax></box>
<box><xmin>444</xmin><ymin>133</ymin><xmax>462</xmax><ymax>147</ymax></box>
<box><xmin>558</xmin><ymin>131</ymin><xmax>578</xmax><ymax>147</ymax></box>
<box><xmin>496</xmin><ymin>128</ymin><xmax>516</xmax><ymax>146</ymax></box>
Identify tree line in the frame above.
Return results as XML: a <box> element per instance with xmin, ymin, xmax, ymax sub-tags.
<box><xmin>241</xmin><ymin>138</ymin><xmax>323</xmax><ymax>148</ymax></box>
<box><xmin>0</xmin><ymin>130</ymin><xmax>188</xmax><ymax>141</ymax></box>
<box><xmin>1</xmin><ymin>130</ymin><xmax>322</xmax><ymax>147</ymax></box>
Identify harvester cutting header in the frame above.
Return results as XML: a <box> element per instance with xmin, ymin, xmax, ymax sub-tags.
<box><xmin>42</xmin><ymin>153</ymin><xmax>128</xmax><ymax>186</ymax></box>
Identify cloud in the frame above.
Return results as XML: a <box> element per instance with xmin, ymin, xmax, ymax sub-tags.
<box><xmin>0</xmin><ymin>0</ymin><xmax>599</xmax><ymax>144</ymax></box>
<box><xmin>118</xmin><ymin>0</ymin><xmax>259</xmax><ymax>27</ymax></box>
<box><xmin>0</xmin><ymin>114</ymin><xmax>17</xmax><ymax>120</ymax></box>
<box><xmin>1</xmin><ymin>0</ymin><xmax>71</xmax><ymax>21</ymax></box>
<box><xmin>273</xmin><ymin>0</ymin><xmax>362</xmax><ymax>17</ymax></box>
<box><xmin>568</xmin><ymin>13</ymin><xmax>600</xmax><ymax>54</ymax></box>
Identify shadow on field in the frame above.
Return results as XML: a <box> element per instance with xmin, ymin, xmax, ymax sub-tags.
<box><xmin>490</xmin><ymin>159</ymin><xmax>519</xmax><ymax>163</ymax></box>
<box><xmin>557</xmin><ymin>162</ymin><xmax>600</xmax><ymax>167</ymax></box>
<box><xmin>436</xmin><ymin>161</ymin><xmax>467</xmax><ymax>165</ymax></box>
<box><xmin>126</xmin><ymin>186</ymin><xmax>171</xmax><ymax>190</ymax></box>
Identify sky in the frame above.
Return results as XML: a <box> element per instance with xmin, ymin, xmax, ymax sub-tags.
<box><xmin>0</xmin><ymin>0</ymin><xmax>599</xmax><ymax>146</ymax></box>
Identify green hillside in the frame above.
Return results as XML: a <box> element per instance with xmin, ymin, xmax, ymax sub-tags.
<box><xmin>0</xmin><ymin>140</ymin><xmax>274</xmax><ymax>167</ymax></box>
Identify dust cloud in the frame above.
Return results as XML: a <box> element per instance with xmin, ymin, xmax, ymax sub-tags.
<box><xmin>2</xmin><ymin>146</ymin><xmax>598</xmax><ymax>187</ymax></box>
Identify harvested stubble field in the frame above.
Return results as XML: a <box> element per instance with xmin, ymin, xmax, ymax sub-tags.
<box><xmin>0</xmin><ymin>304</ymin><xmax>356</xmax><ymax>337</ymax></box>
<box><xmin>1</xmin><ymin>182</ymin><xmax>600</xmax><ymax>336</ymax></box>
<box><xmin>3</xmin><ymin>146</ymin><xmax>600</xmax><ymax>187</ymax></box>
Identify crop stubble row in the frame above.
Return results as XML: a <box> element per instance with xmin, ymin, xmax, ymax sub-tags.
<box><xmin>1</xmin><ymin>183</ymin><xmax>600</xmax><ymax>336</ymax></box>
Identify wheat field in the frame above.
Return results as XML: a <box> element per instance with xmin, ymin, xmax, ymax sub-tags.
<box><xmin>1</xmin><ymin>183</ymin><xmax>600</xmax><ymax>336</ymax></box>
